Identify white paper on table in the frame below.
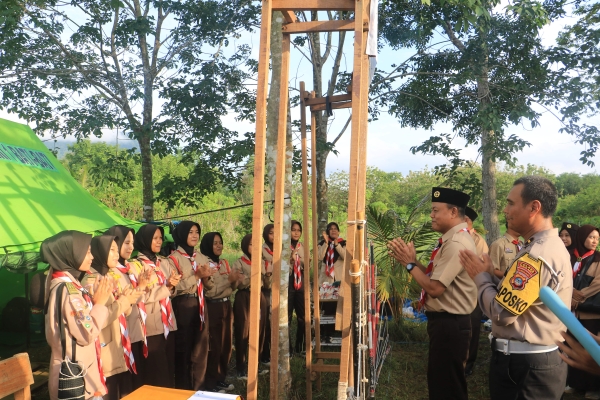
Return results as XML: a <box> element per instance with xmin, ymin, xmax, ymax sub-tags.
<box><xmin>187</xmin><ymin>391</ymin><xmax>242</xmax><ymax>400</ymax></box>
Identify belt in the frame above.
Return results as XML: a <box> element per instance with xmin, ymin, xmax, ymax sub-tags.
<box><xmin>206</xmin><ymin>297</ymin><xmax>230</xmax><ymax>304</ymax></box>
<box><xmin>177</xmin><ymin>293</ymin><xmax>198</xmax><ymax>298</ymax></box>
<box><xmin>237</xmin><ymin>288</ymin><xmax>250</xmax><ymax>292</ymax></box>
<box><xmin>491</xmin><ymin>337</ymin><xmax>558</xmax><ymax>355</ymax></box>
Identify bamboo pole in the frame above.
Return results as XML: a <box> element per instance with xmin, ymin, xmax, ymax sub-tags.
<box><xmin>300</xmin><ymin>82</ymin><xmax>313</xmax><ymax>400</ymax></box>
<box><xmin>269</xmin><ymin>32</ymin><xmax>291</xmax><ymax>399</ymax></box>
<box><xmin>247</xmin><ymin>1</ymin><xmax>272</xmax><ymax>399</ymax></box>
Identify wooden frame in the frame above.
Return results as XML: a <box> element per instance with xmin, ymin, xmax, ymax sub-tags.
<box><xmin>249</xmin><ymin>1</ymin><xmax>371</xmax><ymax>399</ymax></box>
<box><xmin>0</xmin><ymin>353</ymin><xmax>34</xmax><ymax>400</ymax></box>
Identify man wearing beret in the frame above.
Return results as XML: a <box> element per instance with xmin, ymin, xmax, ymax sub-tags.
<box><xmin>389</xmin><ymin>187</ymin><xmax>477</xmax><ymax>400</ymax></box>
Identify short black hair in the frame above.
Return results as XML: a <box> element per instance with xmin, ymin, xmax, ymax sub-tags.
<box><xmin>513</xmin><ymin>176</ymin><xmax>558</xmax><ymax>218</ymax></box>
<box><xmin>291</xmin><ymin>220</ymin><xmax>302</xmax><ymax>232</ymax></box>
<box><xmin>445</xmin><ymin>203</ymin><xmax>465</xmax><ymax>218</ymax></box>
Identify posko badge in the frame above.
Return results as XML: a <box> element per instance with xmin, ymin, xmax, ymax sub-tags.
<box><xmin>495</xmin><ymin>253</ymin><xmax>542</xmax><ymax>315</ymax></box>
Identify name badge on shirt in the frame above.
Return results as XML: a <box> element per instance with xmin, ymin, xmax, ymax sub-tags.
<box><xmin>504</xmin><ymin>247</ymin><xmax>513</xmax><ymax>253</ymax></box>
<box><xmin>495</xmin><ymin>253</ymin><xmax>542</xmax><ymax>316</ymax></box>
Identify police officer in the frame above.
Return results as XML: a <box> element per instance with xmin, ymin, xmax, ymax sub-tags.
<box><xmin>459</xmin><ymin>175</ymin><xmax>572</xmax><ymax>400</ymax></box>
<box><xmin>489</xmin><ymin>222</ymin><xmax>522</xmax><ymax>279</ymax></box>
<box><xmin>389</xmin><ymin>187</ymin><xmax>477</xmax><ymax>400</ymax></box>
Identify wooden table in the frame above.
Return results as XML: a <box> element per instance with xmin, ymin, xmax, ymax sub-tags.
<box><xmin>122</xmin><ymin>385</ymin><xmax>195</xmax><ymax>400</ymax></box>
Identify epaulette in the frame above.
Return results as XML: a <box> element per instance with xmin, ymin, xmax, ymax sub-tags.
<box><xmin>65</xmin><ymin>282</ymin><xmax>80</xmax><ymax>295</ymax></box>
<box><xmin>528</xmin><ymin>238</ymin><xmax>545</xmax><ymax>261</ymax></box>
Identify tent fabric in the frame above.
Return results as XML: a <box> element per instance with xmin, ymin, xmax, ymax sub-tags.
<box><xmin>0</xmin><ymin>117</ymin><xmax>140</xmax><ymax>255</ymax></box>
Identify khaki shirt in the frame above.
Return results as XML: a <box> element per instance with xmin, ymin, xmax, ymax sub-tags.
<box><xmin>489</xmin><ymin>233</ymin><xmax>520</xmax><ymax>274</ymax></box>
<box><xmin>426</xmin><ymin>222</ymin><xmax>478</xmax><ymax>315</ymax></box>
<box><xmin>168</xmin><ymin>248</ymin><xmax>215</xmax><ymax>296</ymax></box>
<box><xmin>204</xmin><ymin>258</ymin><xmax>235</xmax><ymax>300</ymax></box>
<box><xmin>317</xmin><ymin>240</ymin><xmax>346</xmax><ymax>285</ymax></box>
<box><xmin>261</xmin><ymin>244</ymin><xmax>275</xmax><ymax>289</ymax></box>
<box><xmin>474</xmin><ymin>228</ymin><xmax>573</xmax><ymax>345</ymax></box>
<box><xmin>471</xmin><ymin>230</ymin><xmax>489</xmax><ymax>257</ymax></box>
<box><xmin>574</xmin><ymin>259</ymin><xmax>600</xmax><ymax>320</ymax></box>
<box><xmin>46</xmin><ymin>273</ymin><xmax>109</xmax><ymax>400</ymax></box>
<box><xmin>231</xmin><ymin>255</ymin><xmax>268</xmax><ymax>290</ymax></box>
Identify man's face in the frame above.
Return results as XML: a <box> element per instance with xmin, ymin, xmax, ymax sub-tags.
<box><xmin>503</xmin><ymin>184</ymin><xmax>529</xmax><ymax>235</ymax></box>
<box><xmin>430</xmin><ymin>202</ymin><xmax>455</xmax><ymax>233</ymax></box>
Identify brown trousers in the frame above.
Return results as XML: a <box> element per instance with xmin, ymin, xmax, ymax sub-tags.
<box><xmin>288</xmin><ymin>274</ymin><xmax>306</xmax><ymax>353</ymax></box>
<box><xmin>103</xmin><ymin>371</ymin><xmax>132</xmax><ymax>400</ymax></box>
<box><xmin>466</xmin><ymin>303</ymin><xmax>483</xmax><ymax>370</ymax></box>
<box><xmin>233</xmin><ymin>289</ymin><xmax>268</xmax><ymax>372</ymax></box>
<box><xmin>172</xmin><ymin>295</ymin><xmax>209</xmax><ymax>390</ymax></box>
<box><xmin>260</xmin><ymin>288</ymin><xmax>271</xmax><ymax>362</ymax></box>
<box><xmin>425</xmin><ymin>312</ymin><xmax>471</xmax><ymax>400</ymax></box>
<box><xmin>206</xmin><ymin>299</ymin><xmax>233</xmax><ymax>388</ymax></box>
<box><xmin>131</xmin><ymin>332</ymin><xmax>175</xmax><ymax>390</ymax></box>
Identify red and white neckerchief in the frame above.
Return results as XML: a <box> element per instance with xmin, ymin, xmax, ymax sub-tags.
<box><xmin>573</xmin><ymin>248</ymin><xmax>596</xmax><ymax>278</ymax></box>
<box><xmin>123</xmin><ymin>262</ymin><xmax>148</xmax><ymax>358</ymax></box>
<box><xmin>419</xmin><ymin>228</ymin><xmax>468</xmax><ymax>307</ymax></box>
<box><xmin>511</xmin><ymin>239</ymin><xmax>522</xmax><ymax>253</ymax></box>
<box><xmin>325</xmin><ymin>238</ymin><xmax>344</xmax><ymax>280</ymax></box>
<box><xmin>291</xmin><ymin>243</ymin><xmax>302</xmax><ymax>290</ymax></box>
<box><xmin>110</xmin><ymin>267</ymin><xmax>137</xmax><ymax>373</ymax></box>
<box><xmin>263</xmin><ymin>245</ymin><xmax>273</xmax><ymax>272</ymax></box>
<box><xmin>52</xmin><ymin>271</ymin><xmax>107</xmax><ymax>391</ymax></box>
<box><xmin>173</xmin><ymin>251</ymin><xmax>205</xmax><ymax>330</ymax></box>
<box><xmin>140</xmin><ymin>258</ymin><xmax>174</xmax><ymax>339</ymax></box>
<box><xmin>218</xmin><ymin>259</ymin><xmax>231</xmax><ymax>275</ymax></box>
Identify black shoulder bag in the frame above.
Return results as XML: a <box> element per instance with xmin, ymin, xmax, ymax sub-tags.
<box><xmin>55</xmin><ymin>283</ymin><xmax>87</xmax><ymax>400</ymax></box>
<box><xmin>574</xmin><ymin>257</ymin><xmax>600</xmax><ymax>314</ymax></box>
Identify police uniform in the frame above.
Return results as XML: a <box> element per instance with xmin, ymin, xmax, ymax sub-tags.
<box><xmin>474</xmin><ymin>228</ymin><xmax>572</xmax><ymax>399</ymax></box>
<box><xmin>168</xmin><ymin>248</ymin><xmax>214</xmax><ymax>390</ymax></box>
<box><xmin>489</xmin><ymin>233</ymin><xmax>521</xmax><ymax>275</ymax></box>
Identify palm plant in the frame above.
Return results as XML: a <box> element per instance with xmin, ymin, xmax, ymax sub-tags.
<box><xmin>367</xmin><ymin>197</ymin><xmax>439</xmax><ymax>319</ymax></box>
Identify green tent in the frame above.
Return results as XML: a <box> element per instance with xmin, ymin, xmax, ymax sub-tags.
<box><xmin>0</xmin><ymin>117</ymin><xmax>139</xmax><ymax>312</ymax></box>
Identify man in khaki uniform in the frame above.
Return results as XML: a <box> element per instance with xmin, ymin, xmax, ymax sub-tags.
<box><xmin>489</xmin><ymin>222</ymin><xmax>522</xmax><ymax>278</ymax></box>
<box><xmin>389</xmin><ymin>187</ymin><xmax>477</xmax><ymax>400</ymax></box>
<box><xmin>459</xmin><ymin>176</ymin><xmax>572</xmax><ymax>400</ymax></box>
<box><xmin>464</xmin><ymin>206</ymin><xmax>488</xmax><ymax>376</ymax></box>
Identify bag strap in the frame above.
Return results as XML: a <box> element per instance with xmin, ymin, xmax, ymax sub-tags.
<box><xmin>575</xmin><ymin>256</ymin><xmax>597</xmax><ymax>290</ymax></box>
<box><xmin>55</xmin><ymin>283</ymin><xmax>78</xmax><ymax>363</ymax></box>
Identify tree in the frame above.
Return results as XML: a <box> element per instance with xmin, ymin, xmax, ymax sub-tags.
<box><xmin>377</xmin><ymin>0</ymin><xmax>554</xmax><ymax>243</ymax></box>
<box><xmin>0</xmin><ymin>0</ymin><xmax>259</xmax><ymax>221</ymax></box>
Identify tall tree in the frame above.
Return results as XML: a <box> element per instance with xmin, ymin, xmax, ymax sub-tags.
<box><xmin>0</xmin><ymin>0</ymin><xmax>258</xmax><ymax>220</ymax></box>
<box><xmin>377</xmin><ymin>0</ymin><xmax>553</xmax><ymax>243</ymax></box>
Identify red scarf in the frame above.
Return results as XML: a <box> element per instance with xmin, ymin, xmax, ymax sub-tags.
<box><xmin>263</xmin><ymin>245</ymin><xmax>273</xmax><ymax>272</ymax></box>
<box><xmin>112</xmin><ymin>266</ymin><xmax>137</xmax><ymax>373</ymax></box>
<box><xmin>171</xmin><ymin>251</ymin><xmax>205</xmax><ymax>330</ymax></box>
<box><xmin>123</xmin><ymin>263</ymin><xmax>148</xmax><ymax>358</ymax></box>
<box><xmin>140</xmin><ymin>258</ymin><xmax>174</xmax><ymax>339</ymax></box>
<box><xmin>325</xmin><ymin>238</ymin><xmax>344</xmax><ymax>280</ymax></box>
<box><xmin>573</xmin><ymin>248</ymin><xmax>596</xmax><ymax>278</ymax></box>
<box><xmin>291</xmin><ymin>243</ymin><xmax>302</xmax><ymax>290</ymax></box>
<box><xmin>52</xmin><ymin>271</ymin><xmax>107</xmax><ymax>391</ymax></box>
<box><xmin>511</xmin><ymin>239</ymin><xmax>522</xmax><ymax>253</ymax></box>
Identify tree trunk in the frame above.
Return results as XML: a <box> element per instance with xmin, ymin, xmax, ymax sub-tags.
<box><xmin>138</xmin><ymin>133</ymin><xmax>154</xmax><ymax>221</ymax></box>
<box><xmin>266</xmin><ymin>11</ymin><xmax>292</xmax><ymax>397</ymax></box>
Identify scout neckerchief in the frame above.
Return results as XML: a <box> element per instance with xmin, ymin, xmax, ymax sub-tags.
<box><xmin>511</xmin><ymin>239</ymin><xmax>522</xmax><ymax>252</ymax></box>
<box><xmin>291</xmin><ymin>243</ymin><xmax>302</xmax><ymax>290</ymax></box>
<box><xmin>325</xmin><ymin>238</ymin><xmax>344</xmax><ymax>280</ymax></box>
<box><xmin>263</xmin><ymin>244</ymin><xmax>273</xmax><ymax>272</ymax></box>
<box><xmin>170</xmin><ymin>251</ymin><xmax>205</xmax><ymax>330</ymax></box>
<box><xmin>122</xmin><ymin>262</ymin><xmax>148</xmax><ymax>358</ymax></box>
<box><xmin>218</xmin><ymin>259</ymin><xmax>231</xmax><ymax>275</ymax></box>
<box><xmin>52</xmin><ymin>271</ymin><xmax>107</xmax><ymax>391</ymax></box>
<box><xmin>573</xmin><ymin>248</ymin><xmax>596</xmax><ymax>278</ymax></box>
<box><xmin>419</xmin><ymin>228</ymin><xmax>468</xmax><ymax>307</ymax></box>
<box><xmin>108</xmin><ymin>267</ymin><xmax>137</xmax><ymax>374</ymax></box>
<box><xmin>140</xmin><ymin>258</ymin><xmax>174</xmax><ymax>339</ymax></box>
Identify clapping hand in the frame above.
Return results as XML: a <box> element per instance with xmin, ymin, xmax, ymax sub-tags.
<box><xmin>92</xmin><ymin>277</ymin><xmax>111</xmax><ymax>305</ymax></box>
<box><xmin>228</xmin><ymin>269</ymin><xmax>245</xmax><ymax>284</ymax></box>
<box><xmin>387</xmin><ymin>237</ymin><xmax>417</xmax><ymax>265</ymax></box>
<box><xmin>121</xmin><ymin>287</ymin><xmax>143</xmax><ymax>305</ymax></box>
<box><xmin>322</xmin><ymin>232</ymin><xmax>329</xmax><ymax>244</ymax></box>
<box><xmin>137</xmin><ymin>270</ymin><xmax>152</xmax><ymax>290</ymax></box>
<box><xmin>195</xmin><ymin>264</ymin><xmax>216</xmax><ymax>280</ymax></box>
<box><xmin>458</xmin><ymin>250</ymin><xmax>493</xmax><ymax>279</ymax></box>
<box><xmin>167</xmin><ymin>271</ymin><xmax>182</xmax><ymax>288</ymax></box>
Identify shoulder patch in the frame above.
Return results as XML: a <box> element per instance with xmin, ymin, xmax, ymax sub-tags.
<box><xmin>65</xmin><ymin>282</ymin><xmax>80</xmax><ymax>296</ymax></box>
<box><xmin>495</xmin><ymin>253</ymin><xmax>542</xmax><ymax>316</ymax></box>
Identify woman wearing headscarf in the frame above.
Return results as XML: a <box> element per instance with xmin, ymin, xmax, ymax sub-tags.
<box><xmin>43</xmin><ymin>230</ymin><xmax>112</xmax><ymax>400</ymax></box>
<box><xmin>318</xmin><ymin>222</ymin><xmax>346</xmax><ymax>285</ymax></box>
<box><xmin>560</xmin><ymin>222</ymin><xmax>579</xmax><ymax>255</ymax></box>
<box><xmin>231</xmin><ymin>234</ymin><xmax>269</xmax><ymax>379</ymax></box>
<box><xmin>201</xmin><ymin>232</ymin><xmax>244</xmax><ymax>393</ymax></box>
<box><xmin>260</xmin><ymin>224</ymin><xmax>275</xmax><ymax>365</ymax></box>
<box><xmin>129</xmin><ymin>224</ymin><xmax>181</xmax><ymax>389</ymax></box>
<box><xmin>567</xmin><ymin>225</ymin><xmax>600</xmax><ymax>398</ymax></box>
<box><xmin>288</xmin><ymin>220</ymin><xmax>307</xmax><ymax>355</ymax></box>
<box><xmin>166</xmin><ymin>221</ymin><xmax>215</xmax><ymax>390</ymax></box>
<box><xmin>83</xmin><ymin>235</ymin><xmax>142</xmax><ymax>400</ymax></box>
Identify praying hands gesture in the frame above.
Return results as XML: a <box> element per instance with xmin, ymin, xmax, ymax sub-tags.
<box><xmin>387</xmin><ymin>237</ymin><xmax>417</xmax><ymax>266</ymax></box>
<box><xmin>92</xmin><ymin>277</ymin><xmax>112</xmax><ymax>306</ymax></box>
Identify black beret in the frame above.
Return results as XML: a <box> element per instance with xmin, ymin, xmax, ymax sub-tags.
<box><xmin>431</xmin><ymin>187</ymin><xmax>470</xmax><ymax>208</ymax></box>
<box><xmin>465</xmin><ymin>206</ymin><xmax>478</xmax><ymax>222</ymax></box>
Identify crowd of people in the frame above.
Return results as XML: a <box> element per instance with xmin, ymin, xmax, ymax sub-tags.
<box><xmin>389</xmin><ymin>175</ymin><xmax>600</xmax><ymax>400</ymax></box>
<box><xmin>42</xmin><ymin>217</ymin><xmax>341</xmax><ymax>400</ymax></box>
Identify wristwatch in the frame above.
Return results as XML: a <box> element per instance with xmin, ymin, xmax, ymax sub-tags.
<box><xmin>406</xmin><ymin>263</ymin><xmax>417</xmax><ymax>273</ymax></box>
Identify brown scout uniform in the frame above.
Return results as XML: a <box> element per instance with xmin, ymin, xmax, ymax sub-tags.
<box><xmin>260</xmin><ymin>244</ymin><xmax>274</xmax><ymax>361</ymax></box>
<box><xmin>232</xmin><ymin>256</ymin><xmax>268</xmax><ymax>372</ymax></box>
<box><xmin>168</xmin><ymin>248</ymin><xmax>214</xmax><ymax>390</ymax></box>
<box><xmin>317</xmin><ymin>240</ymin><xmax>346</xmax><ymax>285</ymax></box>
<box><xmin>471</xmin><ymin>230</ymin><xmax>489</xmax><ymax>257</ymax></box>
<box><xmin>46</xmin><ymin>274</ymin><xmax>109</xmax><ymax>400</ymax></box>
<box><xmin>128</xmin><ymin>254</ymin><xmax>177</xmax><ymax>389</ymax></box>
<box><xmin>204</xmin><ymin>257</ymin><xmax>236</xmax><ymax>387</ymax></box>
<box><xmin>489</xmin><ymin>233</ymin><xmax>520</xmax><ymax>275</ymax></box>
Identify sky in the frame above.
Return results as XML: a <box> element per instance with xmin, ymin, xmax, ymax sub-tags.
<box><xmin>1</xmin><ymin>4</ymin><xmax>598</xmax><ymax>178</ymax></box>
